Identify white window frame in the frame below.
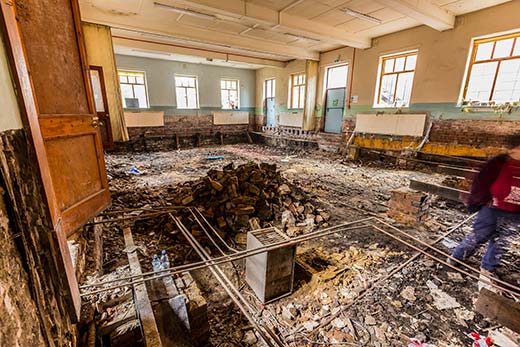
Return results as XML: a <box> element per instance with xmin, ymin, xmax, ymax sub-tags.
<box><xmin>118</xmin><ymin>69</ymin><xmax>150</xmax><ymax>109</ymax></box>
<box><xmin>175</xmin><ymin>74</ymin><xmax>199</xmax><ymax>110</ymax></box>
<box><xmin>289</xmin><ymin>72</ymin><xmax>306</xmax><ymax>109</ymax></box>
<box><xmin>220</xmin><ymin>79</ymin><xmax>240</xmax><ymax>110</ymax></box>
<box><xmin>264</xmin><ymin>78</ymin><xmax>275</xmax><ymax>100</ymax></box>
<box><xmin>459</xmin><ymin>30</ymin><xmax>520</xmax><ymax>106</ymax></box>
<box><xmin>373</xmin><ymin>50</ymin><xmax>418</xmax><ymax>108</ymax></box>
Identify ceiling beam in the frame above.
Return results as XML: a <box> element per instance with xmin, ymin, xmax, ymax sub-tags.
<box><xmin>376</xmin><ymin>0</ymin><xmax>455</xmax><ymax>31</ymax></box>
<box><xmin>79</xmin><ymin>3</ymin><xmax>320</xmax><ymax>60</ymax></box>
<box><xmin>160</xmin><ymin>0</ymin><xmax>372</xmax><ymax>48</ymax></box>
<box><xmin>112</xmin><ymin>36</ymin><xmax>287</xmax><ymax>68</ymax></box>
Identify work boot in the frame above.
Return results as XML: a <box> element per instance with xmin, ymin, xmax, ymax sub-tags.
<box><xmin>446</xmin><ymin>256</ymin><xmax>463</xmax><ymax>268</ymax></box>
<box><xmin>478</xmin><ymin>268</ymin><xmax>498</xmax><ymax>293</ymax></box>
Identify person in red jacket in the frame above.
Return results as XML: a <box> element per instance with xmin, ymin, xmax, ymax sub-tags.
<box><xmin>450</xmin><ymin>136</ymin><xmax>520</xmax><ymax>280</ymax></box>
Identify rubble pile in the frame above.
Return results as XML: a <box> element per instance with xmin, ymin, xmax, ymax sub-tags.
<box><xmin>168</xmin><ymin>162</ymin><xmax>328</xmax><ymax>235</ymax></box>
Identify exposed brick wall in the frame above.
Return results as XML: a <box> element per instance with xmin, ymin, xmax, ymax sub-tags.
<box><xmin>0</xmin><ymin>187</ymin><xmax>46</xmax><ymax>347</ymax></box>
<box><xmin>0</xmin><ymin>129</ymin><xmax>76</xmax><ymax>347</ymax></box>
<box><xmin>429</xmin><ymin>120</ymin><xmax>520</xmax><ymax>148</ymax></box>
<box><xmin>121</xmin><ymin>114</ymin><xmax>253</xmax><ymax>151</ymax></box>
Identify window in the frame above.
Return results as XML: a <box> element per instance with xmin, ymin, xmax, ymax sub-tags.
<box><xmin>463</xmin><ymin>32</ymin><xmax>520</xmax><ymax>104</ymax></box>
<box><xmin>289</xmin><ymin>73</ymin><xmax>306</xmax><ymax>109</ymax></box>
<box><xmin>175</xmin><ymin>75</ymin><xmax>199</xmax><ymax>109</ymax></box>
<box><xmin>221</xmin><ymin>79</ymin><xmax>239</xmax><ymax>109</ymax></box>
<box><xmin>326</xmin><ymin>65</ymin><xmax>348</xmax><ymax>89</ymax></box>
<box><xmin>118</xmin><ymin>70</ymin><xmax>149</xmax><ymax>108</ymax></box>
<box><xmin>265</xmin><ymin>78</ymin><xmax>275</xmax><ymax>99</ymax></box>
<box><xmin>375</xmin><ymin>51</ymin><xmax>417</xmax><ymax>107</ymax></box>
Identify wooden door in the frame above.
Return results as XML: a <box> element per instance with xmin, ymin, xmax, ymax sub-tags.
<box><xmin>90</xmin><ymin>65</ymin><xmax>114</xmax><ymax>150</ymax></box>
<box><xmin>1</xmin><ymin>0</ymin><xmax>111</xmax><ymax>236</ymax></box>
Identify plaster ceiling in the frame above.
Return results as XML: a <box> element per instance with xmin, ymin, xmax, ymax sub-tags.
<box><xmin>79</xmin><ymin>0</ymin><xmax>512</xmax><ymax>68</ymax></box>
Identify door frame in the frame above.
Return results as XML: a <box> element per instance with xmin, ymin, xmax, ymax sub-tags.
<box><xmin>323</xmin><ymin>64</ymin><xmax>348</xmax><ymax>133</ymax></box>
<box><xmin>90</xmin><ymin>65</ymin><xmax>114</xmax><ymax>149</ymax></box>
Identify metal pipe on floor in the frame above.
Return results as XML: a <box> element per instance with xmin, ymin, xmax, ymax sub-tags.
<box><xmin>373</xmin><ymin>218</ymin><xmax>520</xmax><ymax>294</ymax></box>
<box><xmin>172</xmin><ymin>215</ymin><xmax>286</xmax><ymax>347</ymax></box>
<box><xmin>80</xmin><ymin>221</ymin><xmax>372</xmax><ymax>295</ymax></box>
<box><xmin>371</xmin><ymin>224</ymin><xmax>520</xmax><ymax>297</ymax></box>
<box><xmin>189</xmin><ymin>207</ymin><xmax>240</xmax><ymax>253</ymax></box>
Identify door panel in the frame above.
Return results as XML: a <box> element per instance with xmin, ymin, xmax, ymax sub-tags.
<box><xmin>266</xmin><ymin>97</ymin><xmax>276</xmax><ymax>127</ymax></box>
<box><xmin>324</xmin><ymin>88</ymin><xmax>345</xmax><ymax>133</ymax></box>
<box><xmin>12</xmin><ymin>0</ymin><xmax>111</xmax><ymax>236</ymax></box>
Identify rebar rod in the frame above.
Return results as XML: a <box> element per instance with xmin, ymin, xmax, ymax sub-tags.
<box><xmin>190</xmin><ymin>207</ymin><xmax>240</xmax><ymax>253</ymax></box>
<box><xmin>309</xmin><ymin>212</ymin><xmax>478</xmax><ymax>334</ymax></box>
<box><xmin>172</xmin><ymin>215</ymin><xmax>286</xmax><ymax>347</ymax></box>
<box><xmin>371</xmin><ymin>224</ymin><xmax>519</xmax><ymax>297</ymax></box>
<box><xmin>374</xmin><ymin>218</ymin><xmax>520</xmax><ymax>293</ymax></box>
<box><xmin>80</xmin><ymin>221</ymin><xmax>372</xmax><ymax>295</ymax></box>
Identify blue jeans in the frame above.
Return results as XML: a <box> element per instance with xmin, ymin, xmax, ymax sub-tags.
<box><xmin>452</xmin><ymin>206</ymin><xmax>518</xmax><ymax>271</ymax></box>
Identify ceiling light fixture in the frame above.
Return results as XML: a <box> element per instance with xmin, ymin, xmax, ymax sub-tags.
<box><xmin>344</xmin><ymin>8</ymin><xmax>382</xmax><ymax>24</ymax></box>
<box><xmin>284</xmin><ymin>32</ymin><xmax>320</xmax><ymax>43</ymax></box>
<box><xmin>154</xmin><ymin>2</ymin><xmax>217</xmax><ymax>21</ymax></box>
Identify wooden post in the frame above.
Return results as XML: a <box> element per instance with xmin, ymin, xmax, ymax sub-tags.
<box><xmin>123</xmin><ymin>227</ymin><xmax>163</xmax><ymax>347</ymax></box>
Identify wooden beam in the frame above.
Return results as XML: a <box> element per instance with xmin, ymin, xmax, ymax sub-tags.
<box><xmin>475</xmin><ymin>288</ymin><xmax>520</xmax><ymax>334</ymax></box>
<box><xmin>156</xmin><ymin>0</ymin><xmax>371</xmax><ymax>48</ymax></box>
<box><xmin>376</xmin><ymin>0</ymin><xmax>455</xmax><ymax>31</ymax></box>
<box><xmin>436</xmin><ymin>165</ymin><xmax>478</xmax><ymax>179</ymax></box>
<box><xmin>123</xmin><ymin>227</ymin><xmax>163</xmax><ymax>347</ymax></box>
<box><xmin>409</xmin><ymin>179</ymin><xmax>469</xmax><ymax>202</ymax></box>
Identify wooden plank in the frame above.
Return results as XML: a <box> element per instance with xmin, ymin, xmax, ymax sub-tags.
<box><xmin>475</xmin><ymin>288</ymin><xmax>520</xmax><ymax>334</ymax></box>
<box><xmin>123</xmin><ymin>227</ymin><xmax>163</xmax><ymax>347</ymax></box>
<box><xmin>437</xmin><ymin>165</ymin><xmax>478</xmax><ymax>179</ymax></box>
<box><xmin>409</xmin><ymin>179</ymin><xmax>469</xmax><ymax>202</ymax></box>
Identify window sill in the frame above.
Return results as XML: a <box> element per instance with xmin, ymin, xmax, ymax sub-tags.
<box><xmin>372</xmin><ymin>105</ymin><xmax>410</xmax><ymax>109</ymax></box>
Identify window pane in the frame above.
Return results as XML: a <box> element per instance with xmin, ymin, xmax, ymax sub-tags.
<box><xmin>394</xmin><ymin>72</ymin><xmax>414</xmax><ymax>107</ymax></box>
<box><xmin>90</xmin><ymin>70</ymin><xmax>105</xmax><ymax>113</ymax></box>
<box><xmin>405</xmin><ymin>55</ymin><xmax>417</xmax><ymax>70</ymax></box>
<box><xmin>379</xmin><ymin>74</ymin><xmax>397</xmax><ymax>105</ymax></box>
<box><xmin>119</xmin><ymin>75</ymin><xmax>127</xmax><ymax>83</ymax></box>
<box><xmin>127</xmin><ymin>76</ymin><xmax>136</xmax><ymax>84</ymax></box>
<box><xmin>327</xmin><ymin>65</ymin><xmax>348</xmax><ymax>89</ymax></box>
<box><xmin>384</xmin><ymin>59</ymin><xmax>394</xmax><ymax>73</ymax></box>
<box><xmin>301</xmin><ymin>75</ymin><xmax>306</xmax><ymax>84</ymax></box>
<box><xmin>121</xmin><ymin>84</ymin><xmax>134</xmax><ymax>99</ymax></box>
<box><xmin>187</xmin><ymin>88</ymin><xmax>197</xmax><ymax>108</ymax></box>
<box><xmin>299</xmin><ymin>86</ymin><xmax>305</xmax><ymax>108</ymax></box>
<box><xmin>475</xmin><ymin>42</ymin><xmax>494</xmax><ymax>61</ymax></box>
<box><xmin>221</xmin><ymin>90</ymin><xmax>230</xmax><ymax>109</ymax></box>
<box><xmin>493</xmin><ymin>38</ymin><xmax>514</xmax><ymax>59</ymax></box>
<box><xmin>134</xmin><ymin>85</ymin><xmax>147</xmax><ymax>108</ymax></box>
<box><xmin>292</xmin><ymin>87</ymin><xmax>300</xmax><ymax>108</ymax></box>
<box><xmin>514</xmin><ymin>39</ymin><xmax>520</xmax><ymax>56</ymax></box>
<box><xmin>394</xmin><ymin>57</ymin><xmax>406</xmax><ymax>72</ymax></box>
<box><xmin>220</xmin><ymin>80</ymin><xmax>226</xmax><ymax>89</ymax></box>
<box><xmin>135</xmin><ymin>75</ymin><xmax>144</xmax><ymax>84</ymax></box>
<box><xmin>492</xmin><ymin>59</ymin><xmax>520</xmax><ymax>103</ymax></box>
<box><xmin>176</xmin><ymin>87</ymin><xmax>187</xmax><ymax>108</ymax></box>
<box><xmin>465</xmin><ymin>61</ymin><xmax>498</xmax><ymax>101</ymax></box>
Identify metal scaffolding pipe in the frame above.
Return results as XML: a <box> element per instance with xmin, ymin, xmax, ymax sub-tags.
<box><xmin>172</xmin><ymin>215</ymin><xmax>286</xmax><ymax>347</ymax></box>
<box><xmin>80</xmin><ymin>220</ymin><xmax>372</xmax><ymax>295</ymax></box>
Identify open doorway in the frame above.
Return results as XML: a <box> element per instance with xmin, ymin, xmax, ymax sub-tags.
<box><xmin>324</xmin><ymin>64</ymin><xmax>348</xmax><ymax>133</ymax></box>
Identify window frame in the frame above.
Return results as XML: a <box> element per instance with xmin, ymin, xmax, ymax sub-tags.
<box><xmin>175</xmin><ymin>74</ymin><xmax>200</xmax><ymax>110</ymax></box>
<box><xmin>264</xmin><ymin>78</ymin><xmax>275</xmax><ymax>100</ymax></box>
<box><xmin>373</xmin><ymin>50</ymin><xmax>418</xmax><ymax>108</ymax></box>
<box><xmin>117</xmin><ymin>69</ymin><xmax>150</xmax><ymax>109</ymax></box>
<box><xmin>289</xmin><ymin>72</ymin><xmax>306</xmax><ymax>109</ymax></box>
<box><xmin>220</xmin><ymin>78</ymin><xmax>240</xmax><ymax>110</ymax></box>
<box><xmin>462</xmin><ymin>31</ymin><xmax>520</xmax><ymax>105</ymax></box>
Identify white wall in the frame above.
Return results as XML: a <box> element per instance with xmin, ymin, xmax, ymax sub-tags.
<box><xmin>115</xmin><ymin>54</ymin><xmax>256</xmax><ymax>108</ymax></box>
<box><xmin>0</xmin><ymin>34</ymin><xmax>23</xmax><ymax>131</ymax></box>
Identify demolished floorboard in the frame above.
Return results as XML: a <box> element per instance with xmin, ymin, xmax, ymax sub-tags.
<box><xmin>123</xmin><ymin>227</ymin><xmax>163</xmax><ymax>347</ymax></box>
<box><xmin>409</xmin><ymin>179</ymin><xmax>469</xmax><ymax>202</ymax></box>
<box><xmin>475</xmin><ymin>288</ymin><xmax>520</xmax><ymax>334</ymax></box>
